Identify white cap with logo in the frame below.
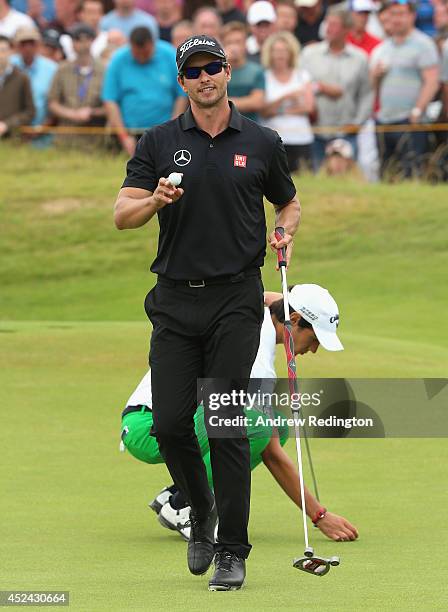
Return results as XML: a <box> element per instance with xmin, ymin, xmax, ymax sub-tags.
<box><xmin>288</xmin><ymin>284</ymin><xmax>344</xmax><ymax>351</ymax></box>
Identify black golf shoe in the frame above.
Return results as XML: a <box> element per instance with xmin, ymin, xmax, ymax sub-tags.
<box><xmin>187</xmin><ymin>502</ymin><xmax>217</xmax><ymax>575</ymax></box>
<box><xmin>208</xmin><ymin>552</ymin><xmax>246</xmax><ymax>591</ymax></box>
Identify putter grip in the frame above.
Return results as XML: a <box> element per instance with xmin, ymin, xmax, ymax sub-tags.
<box><xmin>275</xmin><ymin>226</ymin><xmax>287</xmax><ymax>267</ymax></box>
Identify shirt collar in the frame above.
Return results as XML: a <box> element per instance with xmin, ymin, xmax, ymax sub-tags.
<box><xmin>18</xmin><ymin>56</ymin><xmax>38</xmax><ymax>73</ymax></box>
<box><xmin>323</xmin><ymin>41</ymin><xmax>350</xmax><ymax>56</ymax></box>
<box><xmin>180</xmin><ymin>101</ymin><xmax>243</xmax><ymax>132</ymax></box>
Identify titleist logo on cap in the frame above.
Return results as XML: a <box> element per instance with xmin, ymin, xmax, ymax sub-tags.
<box><xmin>179</xmin><ymin>37</ymin><xmax>218</xmax><ymax>59</ymax></box>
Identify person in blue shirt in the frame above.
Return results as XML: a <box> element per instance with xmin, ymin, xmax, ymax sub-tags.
<box><xmin>100</xmin><ymin>0</ymin><xmax>159</xmax><ymax>40</ymax></box>
<box><xmin>415</xmin><ymin>0</ymin><xmax>435</xmax><ymax>37</ymax></box>
<box><xmin>102</xmin><ymin>26</ymin><xmax>187</xmax><ymax>156</ymax></box>
<box><xmin>11</xmin><ymin>26</ymin><xmax>57</xmax><ymax>146</ymax></box>
<box><xmin>11</xmin><ymin>0</ymin><xmax>54</xmax><ymax>22</ymax></box>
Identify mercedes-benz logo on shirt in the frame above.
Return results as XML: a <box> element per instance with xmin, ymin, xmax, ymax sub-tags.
<box><xmin>174</xmin><ymin>149</ymin><xmax>191</xmax><ymax>166</ymax></box>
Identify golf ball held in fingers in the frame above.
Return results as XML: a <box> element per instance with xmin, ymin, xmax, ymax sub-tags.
<box><xmin>168</xmin><ymin>172</ymin><xmax>183</xmax><ymax>187</ymax></box>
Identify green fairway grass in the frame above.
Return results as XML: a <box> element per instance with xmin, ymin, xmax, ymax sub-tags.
<box><xmin>1</xmin><ymin>145</ymin><xmax>447</xmax><ymax>610</ymax></box>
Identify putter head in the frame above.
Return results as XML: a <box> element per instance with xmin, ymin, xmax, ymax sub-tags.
<box><xmin>293</xmin><ymin>551</ymin><xmax>340</xmax><ymax>577</ymax></box>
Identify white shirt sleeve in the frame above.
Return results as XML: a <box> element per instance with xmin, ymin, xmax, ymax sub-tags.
<box><xmin>250</xmin><ymin>307</ymin><xmax>277</xmax><ymax>380</ymax></box>
<box><xmin>126</xmin><ymin>371</ymin><xmax>152</xmax><ymax>408</ymax></box>
<box><xmin>126</xmin><ymin>310</ymin><xmax>277</xmax><ymax>411</ymax></box>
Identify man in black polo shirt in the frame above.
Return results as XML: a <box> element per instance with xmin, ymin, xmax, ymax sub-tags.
<box><xmin>113</xmin><ymin>35</ymin><xmax>301</xmax><ymax>591</ymax></box>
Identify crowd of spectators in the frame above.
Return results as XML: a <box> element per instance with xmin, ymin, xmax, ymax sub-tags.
<box><xmin>1</xmin><ymin>0</ymin><xmax>448</xmax><ymax>180</ymax></box>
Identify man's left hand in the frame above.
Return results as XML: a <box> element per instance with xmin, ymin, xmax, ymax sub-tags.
<box><xmin>316</xmin><ymin>511</ymin><xmax>359</xmax><ymax>542</ymax></box>
<box><xmin>409</xmin><ymin>107</ymin><xmax>422</xmax><ymax>124</ymax></box>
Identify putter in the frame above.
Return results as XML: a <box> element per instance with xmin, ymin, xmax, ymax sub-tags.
<box><xmin>303</xmin><ymin>413</ymin><xmax>320</xmax><ymax>503</ymax></box>
<box><xmin>275</xmin><ymin>227</ymin><xmax>340</xmax><ymax>578</ymax></box>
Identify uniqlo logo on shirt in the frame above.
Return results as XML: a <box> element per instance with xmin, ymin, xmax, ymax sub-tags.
<box><xmin>234</xmin><ymin>154</ymin><xmax>247</xmax><ymax>168</ymax></box>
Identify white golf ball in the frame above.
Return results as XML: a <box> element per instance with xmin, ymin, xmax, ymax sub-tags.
<box><xmin>168</xmin><ymin>172</ymin><xmax>183</xmax><ymax>187</ymax></box>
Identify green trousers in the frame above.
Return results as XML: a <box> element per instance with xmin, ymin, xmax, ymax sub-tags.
<box><xmin>121</xmin><ymin>405</ymin><xmax>289</xmax><ymax>487</ymax></box>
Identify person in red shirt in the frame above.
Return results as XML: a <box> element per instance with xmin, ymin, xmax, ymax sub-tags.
<box><xmin>347</xmin><ymin>0</ymin><xmax>381</xmax><ymax>56</ymax></box>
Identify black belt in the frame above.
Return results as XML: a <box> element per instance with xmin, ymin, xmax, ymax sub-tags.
<box><xmin>157</xmin><ymin>268</ymin><xmax>260</xmax><ymax>288</ymax></box>
<box><xmin>121</xmin><ymin>404</ymin><xmax>152</xmax><ymax>419</ymax></box>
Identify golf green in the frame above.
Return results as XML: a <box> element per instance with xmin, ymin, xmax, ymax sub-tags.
<box><xmin>1</xmin><ymin>146</ymin><xmax>447</xmax><ymax>610</ymax></box>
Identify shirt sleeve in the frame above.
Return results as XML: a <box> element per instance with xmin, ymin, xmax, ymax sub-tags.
<box><xmin>5</xmin><ymin>73</ymin><xmax>35</xmax><ymax>129</ymax></box>
<box><xmin>300</xmin><ymin>69</ymin><xmax>311</xmax><ymax>84</ymax></box>
<box><xmin>255</xmin><ymin>65</ymin><xmax>265</xmax><ymax>90</ymax></box>
<box><xmin>48</xmin><ymin>67</ymin><xmax>62</xmax><ymax>103</ymax></box>
<box><xmin>354</xmin><ymin>55</ymin><xmax>374</xmax><ymax>125</ymax></box>
<box><xmin>102</xmin><ymin>54</ymin><xmax>120</xmax><ymax>102</ymax></box>
<box><xmin>299</xmin><ymin>46</ymin><xmax>312</xmax><ymax>75</ymax></box>
<box><xmin>99</xmin><ymin>14</ymin><xmax>109</xmax><ymax>32</ymax></box>
<box><xmin>442</xmin><ymin>42</ymin><xmax>448</xmax><ymax>83</ymax></box>
<box><xmin>417</xmin><ymin>36</ymin><xmax>439</xmax><ymax>70</ymax></box>
<box><xmin>369</xmin><ymin>43</ymin><xmax>383</xmax><ymax>68</ymax></box>
<box><xmin>122</xmin><ymin>131</ymin><xmax>157</xmax><ymax>191</ymax></box>
<box><xmin>263</xmin><ymin>134</ymin><xmax>296</xmax><ymax>207</ymax></box>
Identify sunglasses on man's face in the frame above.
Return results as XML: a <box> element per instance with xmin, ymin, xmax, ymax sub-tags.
<box><xmin>181</xmin><ymin>61</ymin><xmax>227</xmax><ymax>80</ymax></box>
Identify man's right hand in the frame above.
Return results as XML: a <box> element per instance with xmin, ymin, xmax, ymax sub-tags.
<box><xmin>316</xmin><ymin>511</ymin><xmax>359</xmax><ymax>542</ymax></box>
<box><xmin>151</xmin><ymin>177</ymin><xmax>184</xmax><ymax>210</ymax></box>
<box><xmin>371</xmin><ymin>61</ymin><xmax>388</xmax><ymax>81</ymax></box>
<box><xmin>317</xmin><ymin>82</ymin><xmax>344</xmax><ymax>99</ymax></box>
<box><xmin>0</xmin><ymin>121</ymin><xmax>9</xmax><ymax>137</ymax></box>
<box><xmin>120</xmin><ymin>134</ymin><xmax>137</xmax><ymax>157</ymax></box>
<box><xmin>72</xmin><ymin>107</ymin><xmax>93</xmax><ymax>123</ymax></box>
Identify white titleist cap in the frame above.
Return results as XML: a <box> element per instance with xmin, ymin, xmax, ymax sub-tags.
<box><xmin>288</xmin><ymin>284</ymin><xmax>344</xmax><ymax>351</ymax></box>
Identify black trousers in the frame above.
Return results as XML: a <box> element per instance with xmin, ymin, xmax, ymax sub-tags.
<box><xmin>376</xmin><ymin>119</ymin><xmax>428</xmax><ymax>179</ymax></box>
<box><xmin>145</xmin><ymin>274</ymin><xmax>264</xmax><ymax>559</ymax></box>
<box><xmin>284</xmin><ymin>144</ymin><xmax>313</xmax><ymax>174</ymax></box>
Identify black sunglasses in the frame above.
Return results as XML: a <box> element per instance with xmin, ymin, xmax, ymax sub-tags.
<box><xmin>181</xmin><ymin>61</ymin><xmax>227</xmax><ymax>80</ymax></box>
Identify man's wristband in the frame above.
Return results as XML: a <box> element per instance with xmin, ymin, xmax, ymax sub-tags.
<box><xmin>311</xmin><ymin>507</ymin><xmax>327</xmax><ymax>525</ymax></box>
<box><xmin>118</xmin><ymin>130</ymin><xmax>128</xmax><ymax>144</ymax></box>
<box><xmin>410</xmin><ymin>107</ymin><xmax>422</xmax><ymax>118</ymax></box>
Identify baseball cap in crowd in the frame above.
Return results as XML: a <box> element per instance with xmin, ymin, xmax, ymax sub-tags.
<box><xmin>69</xmin><ymin>23</ymin><xmax>96</xmax><ymax>40</ymax></box>
<box><xmin>351</xmin><ymin>0</ymin><xmax>377</xmax><ymax>11</ymax></box>
<box><xmin>325</xmin><ymin>138</ymin><xmax>354</xmax><ymax>159</ymax></box>
<box><xmin>288</xmin><ymin>284</ymin><xmax>344</xmax><ymax>351</ymax></box>
<box><xmin>176</xmin><ymin>35</ymin><xmax>226</xmax><ymax>73</ymax></box>
<box><xmin>15</xmin><ymin>27</ymin><xmax>41</xmax><ymax>44</ymax></box>
<box><xmin>247</xmin><ymin>1</ymin><xmax>277</xmax><ymax>25</ymax></box>
<box><xmin>384</xmin><ymin>0</ymin><xmax>416</xmax><ymax>7</ymax></box>
<box><xmin>295</xmin><ymin>0</ymin><xmax>320</xmax><ymax>8</ymax></box>
<box><xmin>42</xmin><ymin>28</ymin><xmax>62</xmax><ymax>48</ymax></box>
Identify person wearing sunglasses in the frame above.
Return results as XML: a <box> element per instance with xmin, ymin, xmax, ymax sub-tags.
<box><xmin>114</xmin><ymin>34</ymin><xmax>300</xmax><ymax>591</ymax></box>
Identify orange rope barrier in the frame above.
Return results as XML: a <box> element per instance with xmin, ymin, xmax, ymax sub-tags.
<box><xmin>18</xmin><ymin>122</ymin><xmax>448</xmax><ymax>136</ymax></box>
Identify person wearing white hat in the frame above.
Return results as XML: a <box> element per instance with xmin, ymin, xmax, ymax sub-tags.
<box><xmin>323</xmin><ymin>137</ymin><xmax>364</xmax><ymax>176</ymax></box>
<box><xmin>347</xmin><ymin>0</ymin><xmax>382</xmax><ymax>55</ymax></box>
<box><xmin>12</xmin><ymin>27</ymin><xmax>57</xmax><ymax>128</ymax></box>
<box><xmin>294</xmin><ymin>0</ymin><xmax>326</xmax><ymax>47</ymax></box>
<box><xmin>126</xmin><ymin>284</ymin><xmax>357</xmax><ymax>561</ymax></box>
<box><xmin>271</xmin><ymin>283</ymin><xmax>344</xmax><ymax>351</ymax></box>
<box><xmin>246</xmin><ymin>0</ymin><xmax>277</xmax><ymax>63</ymax></box>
